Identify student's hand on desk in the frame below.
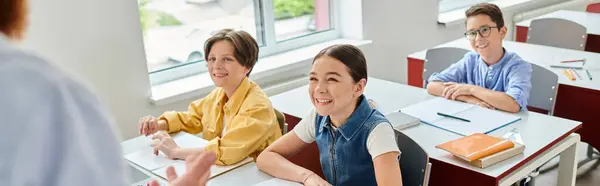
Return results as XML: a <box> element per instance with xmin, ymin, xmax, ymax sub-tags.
<box><xmin>442</xmin><ymin>82</ymin><xmax>476</xmax><ymax>100</ymax></box>
<box><xmin>149</xmin><ymin>151</ymin><xmax>217</xmax><ymax>186</ymax></box>
<box><xmin>139</xmin><ymin>115</ymin><xmax>164</xmax><ymax>136</ymax></box>
<box><xmin>152</xmin><ymin>132</ymin><xmax>182</xmax><ymax>159</ymax></box>
<box><xmin>303</xmin><ymin>173</ymin><xmax>332</xmax><ymax>186</ymax></box>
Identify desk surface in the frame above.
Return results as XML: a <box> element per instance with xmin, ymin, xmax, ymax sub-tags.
<box><xmin>516</xmin><ymin>10</ymin><xmax>600</xmax><ymax>35</ymax></box>
<box><xmin>407</xmin><ymin>39</ymin><xmax>600</xmax><ymax>91</ymax></box>
<box><xmin>121</xmin><ymin>135</ymin><xmax>273</xmax><ymax>186</ymax></box>
<box><xmin>270</xmin><ymin>77</ymin><xmax>581</xmax><ymax>181</ymax></box>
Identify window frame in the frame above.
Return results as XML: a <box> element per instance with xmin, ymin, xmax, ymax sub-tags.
<box><xmin>147</xmin><ymin>0</ymin><xmax>341</xmax><ymax>85</ymax></box>
<box><xmin>439</xmin><ymin>0</ymin><xmax>495</xmax><ymax>13</ymax></box>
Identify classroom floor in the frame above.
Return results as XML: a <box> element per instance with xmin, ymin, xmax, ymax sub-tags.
<box><xmin>535</xmin><ymin>142</ymin><xmax>600</xmax><ymax>186</ymax></box>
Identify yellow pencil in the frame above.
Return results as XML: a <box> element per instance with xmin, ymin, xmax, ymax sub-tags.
<box><xmin>569</xmin><ymin>68</ymin><xmax>577</xmax><ymax>80</ymax></box>
<box><xmin>562</xmin><ymin>69</ymin><xmax>575</xmax><ymax>80</ymax></box>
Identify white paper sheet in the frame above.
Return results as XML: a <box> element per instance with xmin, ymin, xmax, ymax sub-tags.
<box><xmin>251</xmin><ymin>178</ymin><xmax>303</xmax><ymax>186</ymax></box>
<box><xmin>401</xmin><ymin>97</ymin><xmax>521</xmax><ymax>136</ymax></box>
<box><xmin>151</xmin><ymin>157</ymin><xmax>253</xmax><ymax>179</ymax></box>
<box><xmin>125</xmin><ymin>133</ymin><xmax>209</xmax><ymax>171</ymax></box>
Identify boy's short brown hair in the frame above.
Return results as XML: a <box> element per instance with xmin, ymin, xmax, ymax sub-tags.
<box><xmin>204</xmin><ymin>29</ymin><xmax>259</xmax><ymax>77</ymax></box>
<box><xmin>465</xmin><ymin>3</ymin><xmax>505</xmax><ymax>29</ymax></box>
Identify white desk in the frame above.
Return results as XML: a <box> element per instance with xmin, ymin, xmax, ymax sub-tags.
<box><xmin>270</xmin><ymin>77</ymin><xmax>581</xmax><ymax>186</ymax></box>
<box><xmin>400</xmin><ymin>104</ymin><xmax>581</xmax><ymax>185</ymax></box>
<box><xmin>407</xmin><ymin>39</ymin><xmax>600</xmax><ymax>91</ymax></box>
<box><xmin>121</xmin><ymin>135</ymin><xmax>273</xmax><ymax>186</ymax></box>
<box><xmin>516</xmin><ymin>10</ymin><xmax>600</xmax><ymax>35</ymax></box>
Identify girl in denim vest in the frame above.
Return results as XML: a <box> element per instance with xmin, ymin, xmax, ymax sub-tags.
<box><xmin>257</xmin><ymin>44</ymin><xmax>402</xmax><ymax>186</ymax></box>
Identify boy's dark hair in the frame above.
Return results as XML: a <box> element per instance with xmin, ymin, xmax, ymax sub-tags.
<box><xmin>465</xmin><ymin>3</ymin><xmax>505</xmax><ymax>30</ymax></box>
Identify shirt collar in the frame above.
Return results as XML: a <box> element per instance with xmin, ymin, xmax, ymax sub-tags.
<box><xmin>319</xmin><ymin>95</ymin><xmax>373</xmax><ymax>140</ymax></box>
<box><xmin>221</xmin><ymin>77</ymin><xmax>252</xmax><ymax>113</ymax></box>
<box><xmin>479</xmin><ymin>48</ymin><xmax>509</xmax><ymax>69</ymax></box>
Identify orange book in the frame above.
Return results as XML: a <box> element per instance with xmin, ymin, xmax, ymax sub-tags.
<box><xmin>435</xmin><ymin>133</ymin><xmax>514</xmax><ymax>161</ymax></box>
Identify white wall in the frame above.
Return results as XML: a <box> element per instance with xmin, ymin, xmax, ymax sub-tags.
<box><xmin>360</xmin><ymin>0</ymin><xmax>571</xmax><ymax>84</ymax></box>
<box><xmin>20</xmin><ymin>0</ymin><xmax>585</xmax><ymax>140</ymax></box>
<box><xmin>22</xmin><ymin>0</ymin><xmax>195</xmax><ymax>140</ymax></box>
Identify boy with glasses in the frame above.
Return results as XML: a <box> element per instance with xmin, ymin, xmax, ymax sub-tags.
<box><xmin>426</xmin><ymin>3</ymin><xmax>532</xmax><ymax>113</ymax></box>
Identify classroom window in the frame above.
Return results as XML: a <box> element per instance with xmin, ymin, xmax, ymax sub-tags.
<box><xmin>274</xmin><ymin>0</ymin><xmax>331</xmax><ymax>41</ymax></box>
<box><xmin>139</xmin><ymin>0</ymin><xmax>339</xmax><ymax>85</ymax></box>
<box><xmin>439</xmin><ymin>0</ymin><xmax>494</xmax><ymax>13</ymax></box>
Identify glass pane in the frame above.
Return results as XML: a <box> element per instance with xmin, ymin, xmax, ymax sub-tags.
<box><xmin>439</xmin><ymin>0</ymin><xmax>494</xmax><ymax>13</ymax></box>
<box><xmin>274</xmin><ymin>0</ymin><xmax>331</xmax><ymax>42</ymax></box>
<box><xmin>138</xmin><ymin>0</ymin><xmax>264</xmax><ymax>73</ymax></box>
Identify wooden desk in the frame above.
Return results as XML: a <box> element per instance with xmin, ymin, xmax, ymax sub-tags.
<box><xmin>271</xmin><ymin>77</ymin><xmax>582</xmax><ymax>186</ymax></box>
<box><xmin>515</xmin><ymin>10</ymin><xmax>600</xmax><ymax>53</ymax></box>
<box><xmin>406</xmin><ymin>38</ymin><xmax>600</xmax><ymax>159</ymax></box>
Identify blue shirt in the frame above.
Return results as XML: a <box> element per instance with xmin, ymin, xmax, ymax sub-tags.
<box><xmin>0</xmin><ymin>34</ymin><xmax>128</xmax><ymax>186</ymax></box>
<box><xmin>428</xmin><ymin>49</ymin><xmax>532</xmax><ymax>110</ymax></box>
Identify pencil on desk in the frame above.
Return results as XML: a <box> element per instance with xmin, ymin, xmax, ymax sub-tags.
<box><xmin>570</xmin><ymin>68</ymin><xmax>582</xmax><ymax>80</ymax></box>
<box><xmin>586</xmin><ymin>70</ymin><xmax>593</xmax><ymax>80</ymax></box>
<box><xmin>562</xmin><ymin>69</ymin><xmax>575</xmax><ymax>81</ymax></box>
<box><xmin>561</xmin><ymin>59</ymin><xmax>586</xmax><ymax>63</ymax></box>
<box><xmin>568</xmin><ymin>68</ymin><xmax>576</xmax><ymax>80</ymax></box>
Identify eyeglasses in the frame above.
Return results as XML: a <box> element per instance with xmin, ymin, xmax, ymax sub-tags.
<box><xmin>464</xmin><ymin>26</ymin><xmax>499</xmax><ymax>40</ymax></box>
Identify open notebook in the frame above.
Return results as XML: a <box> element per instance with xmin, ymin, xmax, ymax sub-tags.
<box><xmin>401</xmin><ymin>97</ymin><xmax>521</xmax><ymax>136</ymax></box>
<box><xmin>125</xmin><ymin>132</ymin><xmax>252</xmax><ymax>180</ymax></box>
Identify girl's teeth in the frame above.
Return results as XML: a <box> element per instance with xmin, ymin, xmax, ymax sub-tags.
<box><xmin>317</xmin><ymin>99</ymin><xmax>331</xmax><ymax>103</ymax></box>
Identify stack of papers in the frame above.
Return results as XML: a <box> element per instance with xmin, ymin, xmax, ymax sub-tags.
<box><xmin>124</xmin><ymin>132</ymin><xmax>252</xmax><ymax>180</ymax></box>
<box><xmin>400</xmin><ymin>97</ymin><xmax>521</xmax><ymax>136</ymax></box>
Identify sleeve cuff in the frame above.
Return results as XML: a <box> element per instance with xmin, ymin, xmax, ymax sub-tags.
<box><xmin>506</xmin><ymin>92</ymin><xmax>526</xmax><ymax>111</ymax></box>
<box><xmin>158</xmin><ymin>111</ymin><xmax>180</xmax><ymax>133</ymax></box>
<box><xmin>427</xmin><ymin>73</ymin><xmax>444</xmax><ymax>83</ymax></box>
<box><xmin>204</xmin><ymin>137</ymin><xmax>223</xmax><ymax>164</ymax></box>
<box><xmin>293</xmin><ymin>129</ymin><xmax>314</xmax><ymax>143</ymax></box>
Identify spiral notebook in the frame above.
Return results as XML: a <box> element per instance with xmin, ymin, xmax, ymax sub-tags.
<box><xmin>400</xmin><ymin>97</ymin><xmax>521</xmax><ymax>136</ymax></box>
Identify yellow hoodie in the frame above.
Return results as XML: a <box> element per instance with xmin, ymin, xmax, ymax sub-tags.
<box><xmin>159</xmin><ymin>77</ymin><xmax>282</xmax><ymax>165</ymax></box>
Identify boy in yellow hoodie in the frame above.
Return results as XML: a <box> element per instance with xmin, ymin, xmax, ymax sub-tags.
<box><xmin>138</xmin><ymin>29</ymin><xmax>282</xmax><ymax>165</ymax></box>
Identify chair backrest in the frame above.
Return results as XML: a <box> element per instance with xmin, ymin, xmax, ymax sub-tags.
<box><xmin>528</xmin><ymin>63</ymin><xmax>559</xmax><ymax>114</ymax></box>
<box><xmin>527</xmin><ymin>18</ymin><xmax>587</xmax><ymax>51</ymax></box>
<box><xmin>395</xmin><ymin>130</ymin><xmax>430</xmax><ymax>186</ymax></box>
<box><xmin>586</xmin><ymin>3</ymin><xmax>600</xmax><ymax>13</ymax></box>
<box><xmin>273</xmin><ymin>108</ymin><xmax>288</xmax><ymax>134</ymax></box>
<box><xmin>423</xmin><ymin>47</ymin><xmax>470</xmax><ymax>88</ymax></box>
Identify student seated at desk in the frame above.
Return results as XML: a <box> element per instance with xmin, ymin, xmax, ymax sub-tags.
<box><xmin>426</xmin><ymin>3</ymin><xmax>532</xmax><ymax>113</ymax></box>
<box><xmin>138</xmin><ymin>29</ymin><xmax>282</xmax><ymax>165</ymax></box>
<box><xmin>256</xmin><ymin>45</ymin><xmax>402</xmax><ymax>186</ymax></box>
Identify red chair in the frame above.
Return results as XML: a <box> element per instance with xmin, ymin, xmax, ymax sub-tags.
<box><xmin>586</xmin><ymin>3</ymin><xmax>600</xmax><ymax>13</ymax></box>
